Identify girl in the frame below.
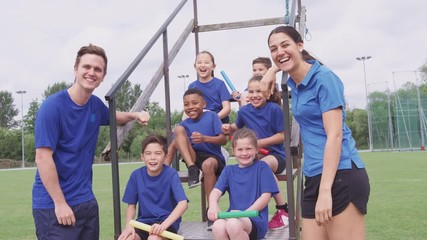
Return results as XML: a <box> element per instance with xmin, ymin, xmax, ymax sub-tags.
<box><xmin>208</xmin><ymin>128</ymin><xmax>278</xmax><ymax>240</ymax></box>
<box><xmin>187</xmin><ymin>51</ymin><xmax>232</xmax><ymax>123</ymax></box>
<box><xmin>263</xmin><ymin>26</ymin><xmax>370</xmax><ymax>240</ymax></box>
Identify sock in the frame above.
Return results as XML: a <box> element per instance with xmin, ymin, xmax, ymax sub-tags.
<box><xmin>276</xmin><ymin>203</ymin><xmax>288</xmax><ymax>213</ymax></box>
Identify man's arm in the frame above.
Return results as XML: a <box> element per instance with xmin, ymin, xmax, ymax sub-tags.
<box><xmin>35</xmin><ymin>147</ymin><xmax>76</xmax><ymax>226</ymax></box>
<box><xmin>116</xmin><ymin>111</ymin><xmax>150</xmax><ymax>125</ymax></box>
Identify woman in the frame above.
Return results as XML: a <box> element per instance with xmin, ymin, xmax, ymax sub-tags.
<box><xmin>262</xmin><ymin>26</ymin><xmax>370</xmax><ymax>240</ymax></box>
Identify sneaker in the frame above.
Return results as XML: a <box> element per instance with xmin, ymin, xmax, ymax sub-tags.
<box><xmin>268</xmin><ymin>209</ymin><xmax>289</xmax><ymax>230</ymax></box>
<box><xmin>207</xmin><ymin>219</ymin><xmax>213</xmax><ymax>231</ymax></box>
<box><xmin>187</xmin><ymin>165</ymin><xmax>201</xmax><ymax>189</ymax></box>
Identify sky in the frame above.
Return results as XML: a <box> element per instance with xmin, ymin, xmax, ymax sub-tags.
<box><xmin>1</xmin><ymin>0</ymin><xmax>427</xmax><ymax>116</ymax></box>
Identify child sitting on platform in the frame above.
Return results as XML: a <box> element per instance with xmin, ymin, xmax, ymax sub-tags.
<box><xmin>165</xmin><ymin>88</ymin><xmax>227</xmax><ymax>230</ymax></box>
<box><xmin>208</xmin><ymin>128</ymin><xmax>279</xmax><ymax>240</ymax></box>
<box><xmin>119</xmin><ymin>135</ymin><xmax>188</xmax><ymax>240</ymax></box>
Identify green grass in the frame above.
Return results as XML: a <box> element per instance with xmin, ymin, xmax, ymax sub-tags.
<box><xmin>0</xmin><ymin>151</ymin><xmax>426</xmax><ymax>239</ymax></box>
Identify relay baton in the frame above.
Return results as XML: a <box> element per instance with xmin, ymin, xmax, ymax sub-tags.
<box><xmin>218</xmin><ymin>210</ymin><xmax>259</xmax><ymax>219</ymax></box>
<box><xmin>258</xmin><ymin>147</ymin><xmax>270</xmax><ymax>155</ymax></box>
<box><xmin>220</xmin><ymin>70</ymin><xmax>240</xmax><ymax>99</ymax></box>
<box><xmin>129</xmin><ymin>220</ymin><xmax>184</xmax><ymax>240</ymax></box>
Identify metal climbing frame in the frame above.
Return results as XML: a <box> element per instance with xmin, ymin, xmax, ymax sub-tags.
<box><xmin>104</xmin><ymin>0</ymin><xmax>306</xmax><ymax>239</ymax></box>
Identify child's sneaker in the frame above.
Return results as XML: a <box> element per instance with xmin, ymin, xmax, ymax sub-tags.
<box><xmin>188</xmin><ymin>165</ymin><xmax>201</xmax><ymax>188</ymax></box>
<box><xmin>268</xmin><ymin>209</ymin><xmax>289</xmax><ymax>230</ymax></box>
<box><xmin>206</xmin><ymin>219</ymin><xmax>213</xmax><ymax>231</ymax></box>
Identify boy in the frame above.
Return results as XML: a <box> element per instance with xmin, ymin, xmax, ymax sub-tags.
<box><xmin>119</xmin><ymin>135</ymin><xmax>188</xmax><ymax>240</ymax></box>
<box><xmin>166</xmin><ymin>88</ymin><xmax>227</xmax><ymax>229</ymax></box>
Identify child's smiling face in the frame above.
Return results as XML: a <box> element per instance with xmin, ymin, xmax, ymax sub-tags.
<box><xmin>183</xmin><ymin>93</ymin><xmax>206</xmax><ymax>120</ymax></box>
<box><xmin>141</xmin><ymin>142</ymin><xmax>165</xmax><ymax>176</ymax></box>
<box><xmin>233</xmin><ymin>137</ymin><xmax>257</xmax><ymax>168</ymax></box>
<box><xmin>247</xmin><ymin>80</ymin><xmax>267</xmax><ymax>108</ymax></box>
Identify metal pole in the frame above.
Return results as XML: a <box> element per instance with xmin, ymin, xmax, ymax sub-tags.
<box><xmin>386</xmin><ymin>82</ymin><xmax>394</xmax><ymax>150</ymax></box>
<box><xmin>16</xmin><ymin>90</ymin><xmax>26</xmax><ymax>168</ymax></box>
<box><xmin>356</xmin><ymin>56</ymin><xmax>373</xmax><ymax>151</ymax></box>
<box><xmin>414</xmin><ymin>71</ymin><xmax>425</xmax><ymax>149</ymax></box>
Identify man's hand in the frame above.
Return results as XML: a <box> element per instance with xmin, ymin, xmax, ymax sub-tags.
<box><xmin>55</xmin><ymin>202</ymin><xmax>76</xmax><ymax>226</ymax></box>
<box><xmin>136</xmin><ymin>111</ymin><xmax>150</xmax><ymax>125</ymax></box>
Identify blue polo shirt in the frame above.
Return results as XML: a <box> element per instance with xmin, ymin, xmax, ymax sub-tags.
<box><xmin>288</xmin><ymin>60</ymin><xmax>365</xmax><ymax>177</ymax></box>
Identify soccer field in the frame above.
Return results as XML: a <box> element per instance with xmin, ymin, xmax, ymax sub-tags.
<box><xmin>0</xmin><ymin>151</ymin><xmax>426</xmax><ymax>239</ymax></box>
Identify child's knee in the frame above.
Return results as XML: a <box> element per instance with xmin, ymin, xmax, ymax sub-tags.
<box><xmin>173</xmin><ymin>126</ymin><xmax>186</xmax><ymax>135</ymax></box>
<box><xmin>201</xmin><ymin>158</ymin><xmax>217</xmax><ymax>173</ymax></box>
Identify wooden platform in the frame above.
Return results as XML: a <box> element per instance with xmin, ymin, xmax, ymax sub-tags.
<box><xmin>179</xmin><ymin>222</ymin><xmax>289</xmax><ymax>240</ymax></box>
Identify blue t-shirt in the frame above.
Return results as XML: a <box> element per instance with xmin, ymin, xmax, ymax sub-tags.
<box><xmin>188</xmin><ymin>77</ymin><xmax>232</xmax><ymax>121</ymax></box>
<box><xmin>236</xmin><ymin>102</ymin><xmax>286</xmax><ymax>158</ymax></box>
<box><xmin>215</xmin><ymin>160</ymin><xmax>278</xmax><ymax>239</ymax></box>
<box><xmin>180</xmin><ymin>111</ymin><xmax>225</xmax><ymax>162</ymax></box>
<box><xmin>32</xmin><ymin>90</ymin><xmax>109</xmax><ymax>209</ymax></box>
<box><xmin>122</xmin><ymin>165</ymin><xmax>188</xmax><ymax>231</ymax></box>
<box><xmin>288</xmin><ymin>60</ymin><xmax>365</xmax><ymax>177</ymax></box>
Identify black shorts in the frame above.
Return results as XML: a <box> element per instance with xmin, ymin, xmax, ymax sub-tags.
<box><xmin>270</xmin><ymin>153</ymin><xmax>286</xmax><ymax>174</ymax></box>
<box><xmin>195</xmin><ymin>151</ymin><xmax>225</xmax><ymax>177</ymax></box>
<box><xmin>302</xmin><ymin>162</ymin><xmax>370</xmax><ymax>218</ymax></box>
<box><xmin>135</xmin><ymin>224</ymin><xmax>176</xmax><ymax>240</ymax></box>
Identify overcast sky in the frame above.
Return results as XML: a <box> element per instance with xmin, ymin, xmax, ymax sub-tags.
<box><xmin>2</xmin><ymin>0</ymin><xmax>426</xmax><ymax>116</ymax></box>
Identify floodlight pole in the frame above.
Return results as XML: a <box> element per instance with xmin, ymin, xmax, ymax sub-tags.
<box><xmin>385</xmin><ymin>82</ymin><xmax>394</xmax><ymax>150</ymax></box>
<box><xmin>414</xmin><ymin>71</ymin><xmax>425</xmax><ymax>150</ymax></box>
<box><xmin>178</xmin><ymin>74</ymin><xmax>189</xmax><ymax>91</ymax></box>
<box><xmin>16</xmin><ymin>90</ymin><xmax>26</xmax><ymax>168</ymax></box>
<box><xmin>356</xmin><ymin>56</ymin><xmax>373</xmax><ymax>151</ymax></box>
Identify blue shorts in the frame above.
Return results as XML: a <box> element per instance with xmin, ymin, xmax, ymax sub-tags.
<box><xmin>302</xmin><ymin>162</ymin><xmax>370</xmax><ymax>218</ymax></box>
<box><xmin>33</xmin><ymin>199</ymin><xmax>99</xmax><ymax>240</ymax></box>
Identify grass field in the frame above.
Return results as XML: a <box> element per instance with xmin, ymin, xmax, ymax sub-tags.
<box><xmin>0</xmin><ymin>151</ymin><xmax>426</xmax><ymax>239</ymax></box>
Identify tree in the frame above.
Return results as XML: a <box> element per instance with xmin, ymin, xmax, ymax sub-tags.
<box><xmin>114</xmin><ymin>80</ymin><xmax>144</xmax><ymax>158</ymax></box>
<box><xmin>0</xmin><ymin>128</ymin><xmax>21</xmax><ymax>159</ymax></box>
<box><xmin>419</xmin><ymin>58</ymin><xmax>427</xmax><ymax>83</ymax></box>
<box><xmin>43</xmin><ymin>81</ymin><xmax>72</xmax><ymax>99</ymax></box>
<box><xmin>346</xmin><ymin>108</ymin><xmax>368</xmax><ymax>149</ymax></box>
<box><xmin>116</xmin><ymin>80</ymin><xmax>142</xmax><ymax>111</ymax></box>
<box><xmin>0</xmin><ymin>91</ymin><xmax>19</xmax><ymax>128</ymax></box>
<box><xmin>24</xmin><ymin>99</ymin><xmax>40</xmax><ymax>134</ymax></box>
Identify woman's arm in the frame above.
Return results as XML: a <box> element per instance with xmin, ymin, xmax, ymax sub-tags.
<box><xmin>260</xmin><ymin>65</ymin><xmax>280</xmax><ymax>97</ymax></box>
<box><xmin>316</xmin><ymin>108</ymin><xmax>343</xmax><ymax>226</ymax></box>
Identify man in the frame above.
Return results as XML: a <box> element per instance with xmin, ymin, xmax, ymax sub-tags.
<box><xmin>32</xmin><ymin>44</ymin><xmax>150</xmax><ymax>240</ymax></box>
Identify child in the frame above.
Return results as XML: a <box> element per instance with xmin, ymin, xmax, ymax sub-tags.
<box><xmin>187</xmin><ymin>51</ymin><xmax>232</xmax><ymax>123</ymax></box>
<box><xmin>232</xmin><ymin>57</ymin><xmax>280</xmax><ymax>107</ymax></box>
<box><xmin>165</xmin><ymin>88</ymin><xmax>227</xmax><ymax>229</ymax></box>
<box><xmin>222</xmin><ymin>75</ymin><xmax>289</xmax><ymax>230</ymax></box>
<box><xmin>208</xmin><ymin>128</ymin><xmax>279</xmax><ymax>240</ymax></box>
<box><xmin>118</xmin><ymin>135</ymin><xmax>188</xmax><ymax>240</ymax></box>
